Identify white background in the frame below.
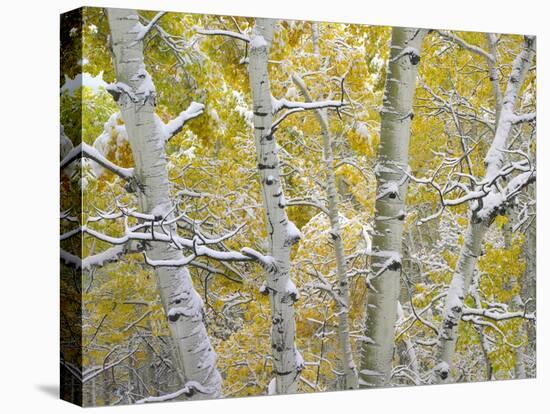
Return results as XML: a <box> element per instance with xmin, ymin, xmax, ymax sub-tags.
<box><xmin>0</xmin><ymin>0</ymin><xmax>546</xmax><ymax>412</ymax></box>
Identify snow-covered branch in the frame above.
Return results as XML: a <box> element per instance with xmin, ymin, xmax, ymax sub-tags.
<box><xmin>476</xmin><ymin>169</ymin><xmax>536</xmax><ymax>220</ymax></box>
<box><xmin>241</xmin><ymin>247</ymin><xmax>277</xmax><ymax>273</ymax></box>
<box><xmin>82</xmin><ymin>225</ymin><xmax>251</xmax><ymax>263</ymax></box>
<box><xmin>143</xmin><ymin>252</ymin><xmax>196</xmax><ymax>267</ymax></box>
<box><xmin>136</xmin><ymin>381</ymin><xmax>216</xmax><ymax>403</ymax></box>
<box><xmin>435</xmin><ymin>30</ymin><xmax>495</xmax><ymax>63</ymax></box>
<box><xmin>61</xmin><ymin>237</ymin><xmax>139</xmax><ymax>270</ymax></box>
<box><xmin>194</xmin><ymin>27</ymin><xmax>250</xmax><ymax>43</ymax></box>
<box><xmin>286</xmin><ymin>197</ymin><xmax>329</xmax><ymax>215</ymax></box>
<box><xmin>405</xmin><ymin>159</ymin><xmax>534</xmax><ymax>223</ymax></box>
<box><xmin>271</xmin><ymin>96</ymin><xmax>344</xmax><ymax>114</ymax></box>
<box><xmin>484</xmin><ymin>35</ymin><xmax>536</xmax><ymax>181</ymax></box>
<box><xmin>81</xmin><ymin>348</ymin><xmax>138</xmax><ymax>383</ymax></box>
<box><xmin>512</xmin><ymin>112</ymin><xmax>536</xmax><ymax>125</ymax></box>
<box><xmin>105</xmin><ymin>82</ymin><xmax>139</xmax><ymax>103</ymax></box>
<box><xmin>462</xmin><ymin>307</ymin><xmax>535</xmax><ymax>322</ymax></box>
<box><xmin>60</xmin><ymin>142</ymin><xmax>134</xmax><ymax>182</ymax></box>
<box><xmin>135</xmin><ymin>11</ymin><xmax>167</xmax><ymax>41</ymax></box>
<box><xmin>164</xmin><ymin>102</ymin><xmax>205</xmax><ymax>142</ymax></box>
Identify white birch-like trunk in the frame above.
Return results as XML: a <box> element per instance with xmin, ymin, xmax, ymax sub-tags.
<box><xmin>396</xmin><ymin>301</ymin><xmax>420</xmax><ymax>380</ymax></box>
<box><xmin>359</xmin><ymin>27</ymin><xmax>425</xmax><ymax>388</ymax></box>
<box><xmin>292</xmin><ymin>74</ymin><xmax>358</xmax><ymax>389</ymax></box>
<box><xmin>248</xmin><ymin>18</ymin><xmax>302</xmax><ymax>394</ymax></box>
<box><xmin>486</xmin><ymin>33</ymin><xmax>503</xmax><ymax>123</ymax></box>
<box><xmin>107</xmin><ymin>9</ymin><xmax>221</xmax><ymax>398</ymax></box>
<box><xmin>432</xmin><ymin>36</ymin><xmax>535</xmax><ymax>384</ymax></box>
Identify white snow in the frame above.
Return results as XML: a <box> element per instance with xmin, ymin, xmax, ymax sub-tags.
<box><xmin>271</xmin><ymin>96</ymin><xmax>342</xmax><ymax>113</ymax></box>
<box><xmin>356</xmin><ymin>122</ymin><xmax>370</xmax><ymax>140</ymax></box>
<box><xmin>133</xmin><ymin>67</ymin><xmax>156</xmax><ymax>97</ymax></box>
<box><xmin>267</xmin><ymin>378</ymin><xmax>277</xmax><ymax>395</ymax></box>
<box><xmin>376</xmin><ymin>180</ymin><xmax>400</xmax><ymax>200</ymax></box>
<box><xmin>295</xmin><ymin>346</ymin><xmax>304</xmax><ymax>370</ymax></box>
<box><xmin>232</xmin><ymin>90</ymin><xmax>254</xmax><ymax>127</ymax></box>
<box><xmin>477</xmin><ymin>190</ymin><xmax>503</xmax><ymax>220</ymax></box>
<box><xmin>150</xmin><ymin>203</ymin><xmax>171</xmax><ymax>219</ymax></box>
<box><xmin>286</xmin><ymin>279</ymin><xmax>299</xmax><ymax>300</ymax></box>
<box><xmin>390</xmin><ymin>46</ymin><xmax>420</xmax><ymax>63</ymax></box>
<box><xmin>285</xmin><ymin>86</ymin><xmax>298</xmax><ymax>99</ymax></box>
<box><xmin>82</xmin><ymin>245</ymin><xmax>125</xmax><ymax>270</ymax></box>
<box><xmin>286</xmin><ymin>220</ymin><xmax>302</xmax><ymax>241</ymax></box>
<box><xmin>445</xmin><ymin>276</ymin><xmax>465</xmax><ymax>314</ymax></box>
<box><xmin>250</xmin><ymin>35</ymin><xmax>267</xmax><ymax>49</ymax></box>
<box><xmin>90</xmin><ymin>112</ymin><xmax>128</xmax><ymax>177</ymax></box>
<box><xmin>164</xmin><ymin>102</ymin><xmax>205</xmax><ymax>140</ymax></box>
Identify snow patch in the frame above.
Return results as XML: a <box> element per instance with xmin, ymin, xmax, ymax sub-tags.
<box><xmin>250</xmin><ymin>35</ymin><xmax>267</xmax><ymax>49</ymax></box>
<box><xmin>286</xmin><ymin>220</ymin><xmax>302</xmax><ymax>242</ymax></box>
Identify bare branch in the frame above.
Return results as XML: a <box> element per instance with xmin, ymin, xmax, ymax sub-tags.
<box><xmin>195</xmin><ymin>27</ymin><xmax>250</xmax><ymax>43</ymax></box>
<box><xmin>435</xmin><ymin>30</ymin><xmax>494</xmax><ymax>63</ymax></box>
<box><xmin>60</xmin><ymin>142</ymin><xmax>134</xmax><ymax>182</ymax></box>
<box><xmin>136</xmin><ymin>11</ymin><xmax>167</xmax><ymax>41</ymax></box>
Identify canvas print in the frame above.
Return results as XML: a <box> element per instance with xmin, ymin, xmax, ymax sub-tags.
<box><xmin>60</xmin><ymin>6</ymin><xmax>536</xmax><ymax>406</ymax></box>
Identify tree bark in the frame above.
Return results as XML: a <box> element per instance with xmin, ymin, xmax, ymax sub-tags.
<box><xmin>359</xmin><ymin>27</ymin><xmax>425</xmax><ymax>388</ymax></box>
<box><xmin>292</xmin><ymin>74</ymin><xmax>358</xmax><ymax>389</ymax></box>
<box><xmin>248</xmin><ymin>18</ymin><xmax>303</xmax><ymax>394</ymax></box>
<box><xmin>432</xmin><ymin>35</ymin><xmax>535</xmax><ymax>384</ymax></box>
<box><xmin>106</xmin><ymin>8</ymin><xmax>221</xmax><ymax>398</ymax></box>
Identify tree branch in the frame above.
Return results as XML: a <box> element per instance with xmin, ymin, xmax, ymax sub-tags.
<box><xmin>136</xmin><ymin>11</ymin><xmax>167</xmax><ymax>41</ymax></box>
<box><xmin>194</xmin><ymin>27</ymin><xmax>250</xmax><ymax>43</ymax></box>
<box><xmin>164</xmin><ymin>102</ymin><xmax>205</xmax><ymax>142</ymax></box>
<box><xmin>60</xmin><ymin>142</ymin><xmax>134</xmax><ymax>182</ymax></box>
<box><xmin>436</xmin><ymin>30</ymin><xmax>495</xmax><ymax>63</ymax></box>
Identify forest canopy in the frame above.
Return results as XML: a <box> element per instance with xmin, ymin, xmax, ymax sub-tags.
<box><xmin>60</xmin><ymin>7</ymin><xmax>536</xmax><ymax>406</ymax></box>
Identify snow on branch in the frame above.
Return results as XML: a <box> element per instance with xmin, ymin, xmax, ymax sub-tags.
<box><xmin>404</xmin><ymin>157</ymin><xmax>534</xmax><ymax>223</ymax></box>
<box><xmin>82</xmin><ymin>245</ymin><xmax>130</xmax><ymax>269</ymax></box>
<box><xmin>484</xmin><ymin>35</ymin><xmax>536</xmax><ymax>181</ymax></box>
<box><xmin>389</xmin><ymin>46</ymin><xmax>421</xmax><ymax>64</ymax></box>
<box><xmin>370</xmin><ymin>250</ymin><xmax>402</xmax><ymax>279</ymax></box>
<box><xmin>82</xmin><ymin>224</ymin><xmax>251</xmax><ymax>263</ymax></box>
<box><xmin>60</xmin><ymin>142</ymin><xmax>134</xmax><ymax>182</ymax></box>
<box><xmin>304</xmin><ymin>268</ymin><xmax>347</xmax><ymax>309</ymax></box>
<box><xmin>135</xmin><ymin>11</ymin><xmax>167</xmax><ymax>41</ymax></box>
<box><xmin>271</xmin><ymin>108</ymin><xmax>305</xmax><ymax>132</ymax></box>
<box><xmin>286</xmin><ymin>197</ymin><xmax>329</xmax><ymax>215</ymax></box>
<box><xmin>271</xmin><ymin>96</ymin><xmax>344</xmax><ymax>114</ymax></box>
<box><xmin>105</xmin><ymin>82</ymin><xmax>139</xmax><ymax>103</ymax></box>
<box><xmin>476</xmin><ymin>169</ymin><xmax>536</xmax><ymax>220</ymax></box>
<box><xmin>81</xmin><ymin>348</ymin><xmax>138</xmax><ymax>383</ymax></box>
<box><xmin>194</xmin><ymin>27</ymin><xmax>250</xmax><ymax>43</ymax></box>
<box><xmin>137</xmin><ymin>381</ymin><xmax>215</xmax><ymax>403</ymax></box>
<box><xmin>60</xmin><ymin>249</ymin><xmax>82</xmax><ymax>269</ymax></box>
<box><xmin>241</xmin><ymin>247</ymin><xmax>277</xmax><ymax>273</ymax></box>
<box><xmin>462</xmin><ymin>306</ymin><xmax>535</xmax><ymax>322</ymax></box>
<box><xmin>435</xmin><ymin>30</ymin><xmax>495</xmax><ymax>63</ymax></box>
<box><xmin>143</xmin><ymin>253</ymin><xmax>196</xmax><ymax>267</ymax></box>
<box><xmin>164</xmin><ymin>102</ymin><xmax>205</xmax><ymax>142</ymax></box>
<box><xmin>512</xmin><ymin>112</ymin><xmax>536</xmax><ymax>125</ymax></box>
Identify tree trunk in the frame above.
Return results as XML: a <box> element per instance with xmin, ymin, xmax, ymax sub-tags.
<box><xmin>359</xmin><ymin>27</ymin><xmax>425</xmax><ymax>388</ymax></box>
<box><xmin>106</xmin><ymin>9</ymin><xmax>221</xmax><ymax>398</ymax></box>
<box><xmin>396</xmin><ymin>301</ymin><xmax>419</xmax><ymax>383</ymax></box>
<box><xmin>248</xmin><ymin>18</ymin><xmax>302</xmax><ymax>394</ymax></box>
<box><xmin>292</xmin><ymin>74</ymin><xmax>358</xmax><ymax>389</ymax></box>
<box><xmin>432</xmin><ymin>35</ymin><xmax>535</xmax><ymax>384</ymax></box>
